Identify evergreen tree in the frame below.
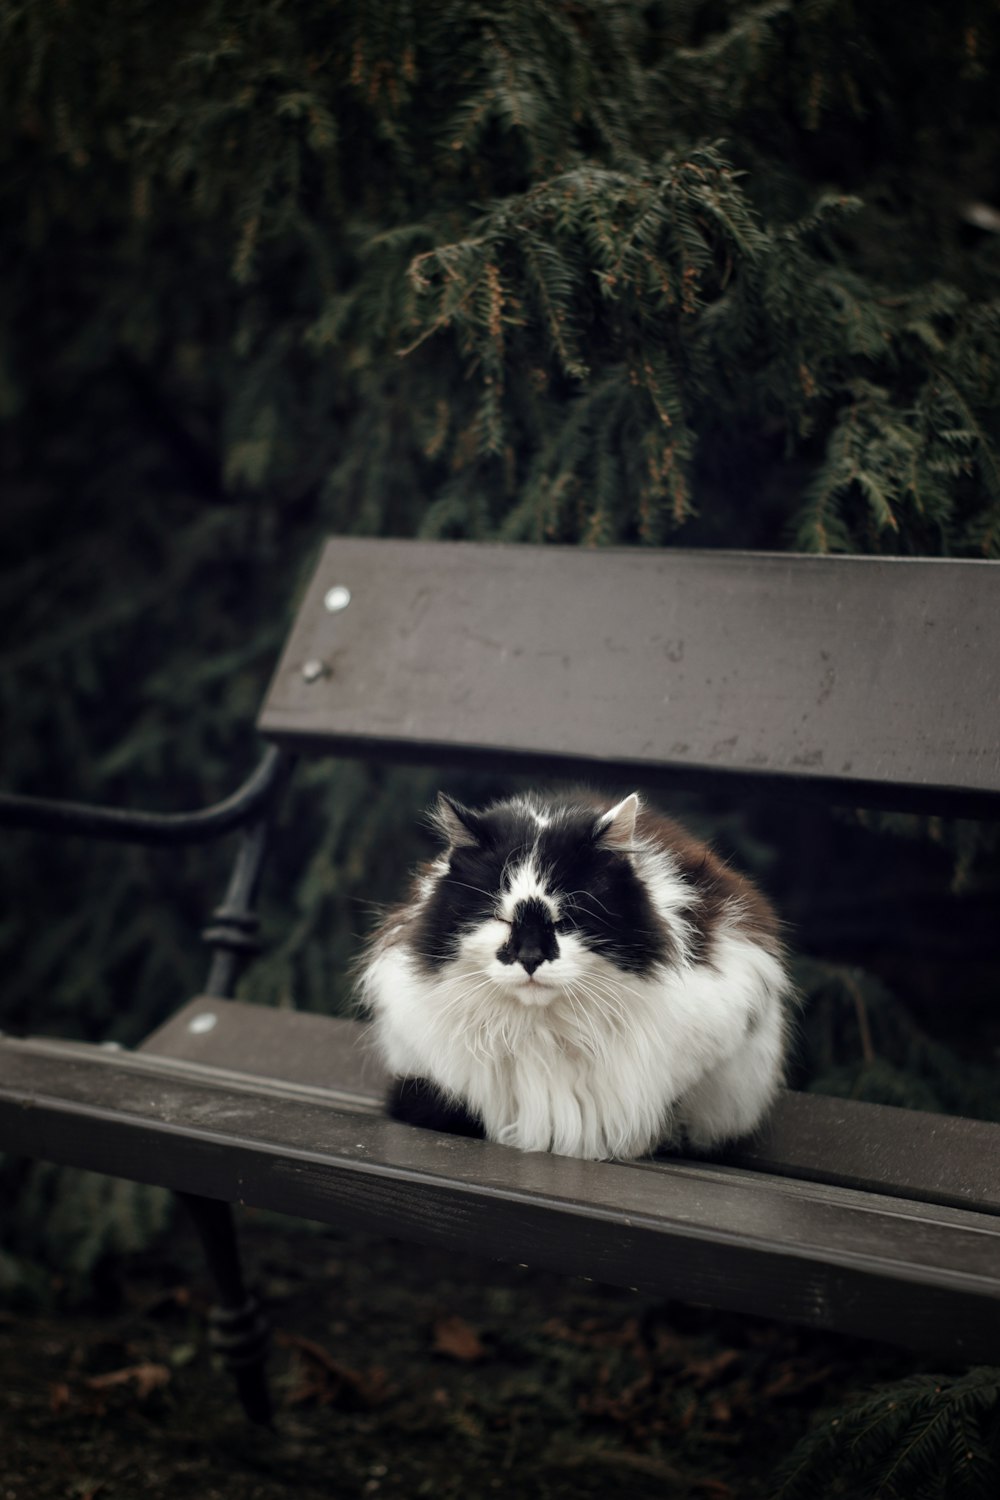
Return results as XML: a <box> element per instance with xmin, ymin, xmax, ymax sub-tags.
<box><xmin>775</xmin><ymin>1367</ymin><xmax>1000</xmax><ymax>1500</ymax></box>
<box><xmin>1</xmin><ymin>1</ymin><xmax>998</xmax><ymax>1484</ymax></box>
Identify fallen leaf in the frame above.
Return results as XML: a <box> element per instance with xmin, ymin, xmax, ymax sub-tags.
<box><xmin>85</xmin><ymin>1362</ymin><xmax>170</xmax><ymax>1400</ymax></box>
<box><xmin>432</xmin><ymin>1315</ymin><xmax>486</xmax><ymax>1362</ymax></box>
<box><xmin>760</xmin><ymin>1362</ymin><xmax>835</xmax><ymax>1401</ymax></box>
<box><xmin>143</xmin><ymin>1286</ymin><xmax>191</xmax><ymax>1317</ymax></box>
<box><xmin>276</xmin><ymin>1331</ymin><xmax>387</xmax><ymax>1408</ymax></box>
<box><xmin>543</xmin><ymin>1315</ymin><xmax>643</xmax><ymax>1351</ymax></box>
<box><xmin>708</xmin><ymin>1396</ymin><xmax>732</xmax><ymax>1424</ymax></box>
<box><xmin>546</xmin><ymin>1444</ymin><xmax>684</xmax><ymax>1481</ymax></box>
<box><xmin>684</xmin><ymin>1348</ymin><xmax>741</xmax><ymax>1387</ymax></box>
<box><xmin>49</xmin><ymin>1381</ymin><xmax>71</xmax><ymax>1413</ymax></box>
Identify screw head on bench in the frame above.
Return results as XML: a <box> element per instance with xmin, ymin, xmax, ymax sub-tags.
<box><xmin>189</xmin><ymin>1012</ymin><xmax>218</xmax><ymax>1034</ymax></box>
<box><xmin>324</xmin><ymin>585</ymin><xmax>351</xmax><ymax>613</ymax></box>
<box><xmin>301</xmin><ymin>659</ymin><xmax>328</xmax><ymax>684</ymax></box>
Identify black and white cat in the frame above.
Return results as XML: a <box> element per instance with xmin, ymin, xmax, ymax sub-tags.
<box><xmin>359</xmin><ymin>791</ymin><xmax>792</xmax><ymax>1160</ymax></box>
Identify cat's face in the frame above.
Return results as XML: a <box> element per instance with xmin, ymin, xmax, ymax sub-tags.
<box><xmin>410</xmin><ymin>793</ymin><xmax>668</xmax><ymax>1006</ymax></box>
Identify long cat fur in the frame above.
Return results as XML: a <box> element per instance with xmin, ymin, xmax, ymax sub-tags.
<box><xmin>359</xmin><ymin>790</ymin><xmax>793</xmax><ymax>1161</ymax></box>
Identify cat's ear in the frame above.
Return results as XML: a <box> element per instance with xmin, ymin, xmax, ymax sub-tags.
<box><xmin>593</xmin><ymin>792</ymin><xmax>641</xmax><ymax>851</ymax></box>
<box><xmin>432</xmin><ymin>793</ymin><xmax>484</xmax><ymax>848</ymax></box>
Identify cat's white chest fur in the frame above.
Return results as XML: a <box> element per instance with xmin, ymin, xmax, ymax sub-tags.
<box><xmin>359</xmin><ymin>791</ymin><xmax>793</xmax><ymax>1161</ymax></box>
<box><xmin>364</xmin><ymin>923</ymin><xmax>789</xmax><ymax>1159</ymax></box>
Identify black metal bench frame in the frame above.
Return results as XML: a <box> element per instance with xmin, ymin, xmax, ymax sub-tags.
<box><xmin>2</xmin><ymin>538</ymin><xmax>999</xmax><ymax>1426</ymax></box>
<box><xmin>0</xmin><ymin>742</ymin><xmax>291</xmax><ymax>1421</ymax></box>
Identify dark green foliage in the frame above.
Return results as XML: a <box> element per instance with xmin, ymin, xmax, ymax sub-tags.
<box><xmin>2</xmin><ymin>0</ymin><xmax>999</xmax><ymax>558</ymax></box>
<box><xmin>795</xmin><ymin>960</ymin><xmax>1000</xmax><ymax>1121</ymax></box>
<box><xmin>2</xmin><ymin>1163</ymin><xmax>171</xmax><ymax>1308</ymax></box>
<box><xmin>775</xmin><ymin>1367</ymin><xmax>1000</xmax><ymax>1499</ymax></box>
<box><xmin>1</xmin><ymin>2</ymin><xmax>998</xmax><ymax>1485</ymax></box>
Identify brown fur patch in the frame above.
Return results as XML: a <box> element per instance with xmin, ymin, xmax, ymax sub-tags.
<box><xmin>635</xmin><ymin>806</ymin><xmax>782</xmax><ymax>963</ymax></box>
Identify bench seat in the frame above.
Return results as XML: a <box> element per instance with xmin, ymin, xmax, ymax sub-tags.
<box><xmin>2</xmin><ymin>997</ymin><xmax>998</xmax><ymax>1363</ymax></box>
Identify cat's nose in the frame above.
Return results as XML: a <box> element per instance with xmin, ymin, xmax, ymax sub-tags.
<box><xmin>497</xmin><ymin>896</ymin><xmax>559</xmax><ymax>973</ymax></box>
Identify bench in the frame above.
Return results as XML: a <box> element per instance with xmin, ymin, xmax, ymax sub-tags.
<box><xmin>2</xmin><ymin>537</ymin><xmax>999</xmax><ymax>1425</ymax></box>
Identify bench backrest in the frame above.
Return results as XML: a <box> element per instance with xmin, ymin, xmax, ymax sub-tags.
<box><xmin>258</xmin><ymin>539</ymin><xmax>1000</xmax><ymax>815</ymax></box>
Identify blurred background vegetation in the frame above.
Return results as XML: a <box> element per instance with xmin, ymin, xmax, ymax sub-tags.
<box><xmin>1</xmin><ymin>1</ymin><xmax>999</xmax><ymax>1487</ymax></box>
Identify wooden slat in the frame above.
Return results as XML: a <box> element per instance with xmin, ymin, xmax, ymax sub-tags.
<box><xmin>2</xmin><ymin>1037</ymin><xmax>999</xmax><ymax>1361</ymax></box>
<box><xmin>139</xmin><ymin>1000</ymin><xmax>1000</xmax><ymax>1219</ymax></box>
<box><xmin>258</xmin><ymin>539</ymin><xmax>1000</xmax><ymax>810</ymax></box>
<box><xmin>140</xmin><ymin>998</ymin><xmax>384</xmax><ymax>1102</ymax></box>
<box><xmin>722</xmin><ymin>1089</ymin><xmax>1000</xmax><ymax>1217</ymax></box>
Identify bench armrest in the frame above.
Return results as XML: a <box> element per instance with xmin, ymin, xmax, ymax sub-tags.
<box><xmin>0</xmin><ymin>744</ymin><xmax>289</xmax><ymax>846</ymax></box>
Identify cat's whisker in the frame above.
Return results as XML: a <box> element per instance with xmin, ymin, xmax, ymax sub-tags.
<box><xmin>567</xmin><ymin>976</ymin><xmax>634</xmax><ymax>1043</ymax></box>
<box><xmin>562</xmin><ymin>888</ymin><xmax>615</xmax><ymax>917</ymax></box>
<box><xmin>577</xmin><ymin>968</ymin><xmax>647</xmax><ymax>1006</ymax></box>
<box><xmin>441</xmin><ymin>878</ymin><xmax>497</xmax><ymax>900</ymax></box>
<box><xmin>431</xmin><ymin>975</ymin><xmax>503</xmax><ymax>1014</ymax></box>
<box><xmin>575</xmin><ymin>970</ymin><xmax>633</xmax><ymax>1005</ymax></box>
<box><xmin>561</xmin><ymin>982</ymin><xmax>610</xmax><ymax>1063</ymax></box>
<box><xmin>575</xmin><ymin>1003</ymin><xmax>623</xmax><ymax>1058</ymax></box>
<box><xmin>427</xmin><ymin>994</ymin><xmax>496</xmax><ymax>1031</ymax></box>
<box><xmin>434</xmin><ymin>970</ymin><xmax>495</xmax><ymax>994</ymax></box>
<box><xmin>586</xmin><ymin>984</ymin><xmax>635</xmax><ymax>1035</ymax></box>
<box><xmin>498</xmin><ymin>848</ymin><xmax>522</xmax><ymax>892</ymax></box>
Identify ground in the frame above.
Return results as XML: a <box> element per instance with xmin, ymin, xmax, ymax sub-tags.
<box><xmin>0</xmin><ymin>1213</ymin><xmax>924</xmax><ymax>1500</ymax></box>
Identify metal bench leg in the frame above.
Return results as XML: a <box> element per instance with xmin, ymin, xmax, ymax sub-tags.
<box><xmin>178</xmin><ymin>1192</ymin><xmax>272</xmax><ymax>1425</ymax></box>
<box><xmin>177</xmin><ymin>781</ymin><xmax>289</xmax><ymax>1424</ymax></box>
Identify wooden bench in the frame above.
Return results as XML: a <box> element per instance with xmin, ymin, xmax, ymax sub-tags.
<box><xmin>2</xmin><ymin>538</ymin><xmax>999</xmax><ymax>1425</ymax></box>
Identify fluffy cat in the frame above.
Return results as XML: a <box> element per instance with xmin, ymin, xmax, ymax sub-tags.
<box><xmin>359</xmin><ymin>791</ymin><xmax>793</xmax><ymax>1161</ymax></box>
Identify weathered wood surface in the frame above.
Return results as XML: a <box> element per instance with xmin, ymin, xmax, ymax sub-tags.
<box><xmin>259</xmin><ymin>540</ymin><xmax>1000</xmax><ymax>812</ymax></box>
<box><xmin>141</xmin><ymin>999</ymin><xmax>387</xmax><ymax>1103</ymax></box>
<box><xmin>2</xmin><ymin>1035</ymin><xmax>999</xmax><ymax>1361</ymax></box>
<box><xmin>142</xmin><ymin>998</ymin><xmax>1000</xmax><ymax>1219</ymax></box>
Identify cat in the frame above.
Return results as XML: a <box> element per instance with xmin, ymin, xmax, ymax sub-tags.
<box><xmin>359</xmin><ymin>790</ymin><xmax>793</xmax><ymax>1161</ymax></box>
